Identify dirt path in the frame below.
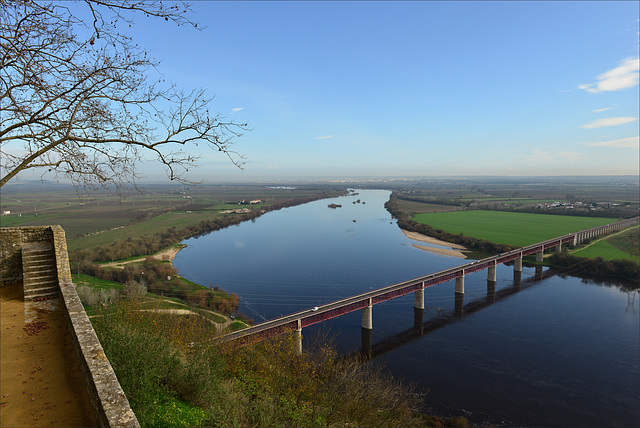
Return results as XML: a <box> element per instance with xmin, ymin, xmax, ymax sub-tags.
<box><xmin>101</xmin><ymin>244</ymin><xmax>186</xmax><ymax>269</ymax></box>
<box><xmin>0</xmin><ymin>283</ymin><xmax>97</xmax><ymax>427</ymax></box>
<box><xmin>98</xmin><ymin>245</ymin><xmax>247</xmax><ymax>331</ymax></box>
<box><xmin>140</xmin><ymin>297</ymin><xmax>237</xmax><ymax>331</ymax></box>
<box><xmin>137</xmin><ymin>308</ymin><xmax>234</xmax><ymax>332</ymax></box>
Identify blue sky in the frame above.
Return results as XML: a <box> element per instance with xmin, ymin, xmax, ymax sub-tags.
<box><xmin>92</xmin><ymin>1</ymin><xmax>640</xmax><ymax>181</ymax></box>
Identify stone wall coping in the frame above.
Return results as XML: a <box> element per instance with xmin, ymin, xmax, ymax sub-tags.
<box><xmin>1</xmin><ymin>226</ymin><xmax>140</xmax><ymax>428</ymax></box>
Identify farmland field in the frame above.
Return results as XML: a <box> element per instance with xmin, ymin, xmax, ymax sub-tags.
<box><xmin>571</xmin><ymin>226</ymin><xmax>640</xmax><ymax>262</ymax></box>
<box><xmin>392</xmin><ymin>176</ymin><xmax>639</xmax><ymax>219</ymax></box>
<box><xmin>390</xmin><ymin>198</ymin><xmax>463</xmax><ymax>214</ymax></box>
<box><xmin>1</xmin><ymin>183</ymin><xmax>343</xmax><ymax>251</ymax></box>
<box><xmin>412</xmin><ymin>210</ymin><xmax>617</xmax><ymax>247</ymax></box>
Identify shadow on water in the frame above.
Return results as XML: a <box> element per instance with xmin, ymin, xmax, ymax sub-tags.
<box><xmin>358</xmin><ymin>266</ymin><xmax>554</xmax><ymax>359</ymax></box>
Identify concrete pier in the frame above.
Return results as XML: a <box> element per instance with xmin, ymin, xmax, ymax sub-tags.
<box><xmin>414</xmin><ymin>288</ymin><xmax>425</xmax><ymax>310</ymax></box>
<box><xmin>487</xmin><ymin>265</ymin><xmax>497</xmax><ymax>282</ymax></box>
<box><xmin>362</xmin><ymin>301</ymin><xmax>373</xmax><ymax>330</ymax></box>
<box><xmin>294</xmin><ymin>322</ymin><xmax>302</xmax><ymax>355</ymax></box>
<box><xmin>514</xmin><ymin>257</ymin><xmax>523</xmax><ymax>272</ymax></box>
<box><xmin>218</xmin><ymin>217</ymin><xmax>639</xmax><ymax>353</ymax></box>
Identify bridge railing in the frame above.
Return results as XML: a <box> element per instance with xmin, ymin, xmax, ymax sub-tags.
<box><xmin>221</xmin><ymin>216</ymin><xmax>639</xmax><ymax>346</ymax></box>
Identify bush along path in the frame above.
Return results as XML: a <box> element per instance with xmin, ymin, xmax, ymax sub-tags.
<box><xmin>91</xmin><ymin>300</ymin><xmax>463</xmax><ymax>428</ymax></box>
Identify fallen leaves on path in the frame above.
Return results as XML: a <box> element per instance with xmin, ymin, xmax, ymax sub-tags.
<box><xmin>23</xmin><ymin>321</ymin><xmax>49</xmax><ymax>336</ymax></box>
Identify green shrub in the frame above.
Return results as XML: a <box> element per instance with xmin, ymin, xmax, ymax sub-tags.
<box><xmin>145</xmin><ymin>396</ymin><xmax>209</xmax><ymax>428</ymax></box>
<box><xmin>92</xmin><ymin>302</ymin><xmax>185</xmax><ymax>425</ymax></box>
<box><xmin>92</xmin><ymin>302</ymin><xmax>439</xmax><ymax>428</ymax></box>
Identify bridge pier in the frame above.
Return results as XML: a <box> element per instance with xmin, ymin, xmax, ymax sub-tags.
<box><xmin>414</xmin><ymin>288</ymin><xmax>425</xmax><ymax>310</ymax></box>
<box><xmin>555</xmin><ymin>242</ymin><xmax>562</xmax><ymax>253</ymax></box>
<box><xmin>455</xmin><ymin>275</ymin><xmax>464</xmax><ymax>315</ymax></box>
<box><xmin>414</xmin><ymin>286</ymin><xmax>425</xmax><ymax>334</ymax></box>
<box><xmin>487</xmin><ymin>265</ymin><xmax>496</xmax><ymax>282</ymax></box>
<box><xmin>362</xmin><ymin>300</ymin><xmax>373</xmax><ymax>330</ymax></box>
<box><xmin>221</xmin><ymin>217</ymin><xmax>639</xmax><ymax>351</ymax></box>
<box><xmin>294</xmin><ymin>321</ymin><xmax>302</xmax><ymax>356</ymax></box>
<box><xmin>514</xmin><ymin>256</ymin><xmax>523</xmax><ymax>272</ymax></box>
<box><xmin>536</xmin><ymin>249</ymin><xmax>543</xmax><ymax>263</ymax></box>
<box><xmin>455</xmin><ymin>276</ymin><xmax>465</xmax><ymax>294</ymax></box>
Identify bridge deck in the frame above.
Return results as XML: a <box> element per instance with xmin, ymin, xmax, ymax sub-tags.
<box><xmin>223</xmin><ymin>217</ymin><xmax>639</xmax><ymax>347</ymax></box>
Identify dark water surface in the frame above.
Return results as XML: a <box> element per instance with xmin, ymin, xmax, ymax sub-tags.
<box><xmin>174</xmin><ymin>189</ymin><xmax>640</xmax><ymax>427</ymax></box>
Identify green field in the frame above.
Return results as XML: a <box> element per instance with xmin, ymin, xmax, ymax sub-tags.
<box><xmin>572</xmin><ymin>226</ymin><xmax>639</xmax><ymax>262</ymax></box>
<box><xmin>1</xmin><ymin>183</ymin><xmax>341</xmax><ymax>251</ymax></box>
<box><xmin>67</xmin><ymin>211</ymin><xmax>223</xmax><ymax>251</ymax></box>
<box><xmin>73</xmin><ymin>273</ymin><xmax>124</xmax><ymax>289</ymax></box>
<box><xmin>412</xmin><ymin>210</ymin><xmax>617</xmax><ymax>247</ymax></box>
<box><xmin>391</xmin><ymin>198</ymin><xmax>462</xmax><ymax>214</ymax></box>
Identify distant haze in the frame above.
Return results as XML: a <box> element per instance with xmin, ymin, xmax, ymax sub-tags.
<box><xmin>11</xmin><ymin>1</ymin><xmax>640</xmax><ymax>184</ymax></box>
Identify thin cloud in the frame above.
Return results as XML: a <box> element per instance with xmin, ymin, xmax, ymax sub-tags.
<box><xmin>523</xmin><ymin>150</ymin><xmax>586</xmax><ymax>162</ymax></box>
<box><xmin>578</xmin><ymin>57</ymin><xmax>639</xmax><ymax>93</ymax></box>
<box><xmin>587</xmin><ymin>136</ymin><xmax>639</xmax><ymax>149</ymax></box>
<box><xmin>593</xmin><ymin>107</ymin><xmax>613</xmax><ymax>113</ymax></box>
<box><xmin>316</xmin><ymin>135</ymin><xmax>333</xmax><ymax>140</ymax></box>
<box><xmin>231</xmin><ymin>107</ymin><xmax>244</xmax><ymax>113</ymax></box>
<box><xmin>581</xmin><ymin>117</ymin><xmax>637</xmax><ymax>129</ymax></box>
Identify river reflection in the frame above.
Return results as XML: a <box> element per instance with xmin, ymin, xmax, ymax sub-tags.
<box><xmin>174</xmin><ymin>189</ymin><xmax>639</xmax><ymax>427</ymax></box>
<box><xmin>360</xmin><ymin>267</ymin><xmax>557</xmax><ymax>360</ymax></box>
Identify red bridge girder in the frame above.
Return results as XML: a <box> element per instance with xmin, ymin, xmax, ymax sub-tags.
<box><xmin>222</xmin><ymin>216</ymin><xmax>639</xmax><ymax>348</ymax></box>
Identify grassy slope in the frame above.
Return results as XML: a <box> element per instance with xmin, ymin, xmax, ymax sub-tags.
<box><xmin>412</xmin><ymin>210</ymin><xmax>617</xmax><ymax>247</ymax></box>
<box><xmin>572</xmin><ymin>240</ymin><xmax>638</xmax><ymax>261</ymax></box>
<box><xmin>571</xmin><ymin>226</ymin><xmax>640</xmax><ymax>262</ymax></box>
<box><xmin>74</xmin><ymin>273</ymin><xmax>234</xmax><ymax>324</ymax></box>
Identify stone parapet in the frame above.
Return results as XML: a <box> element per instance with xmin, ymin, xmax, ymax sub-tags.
<box><xmin>0</xmin><ymin>226</ymin><xmax>140</xmax><ymax>427</ymax></box>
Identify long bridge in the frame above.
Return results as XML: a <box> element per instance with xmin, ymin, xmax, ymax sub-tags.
<box><xmin>223</xmin><ymin>217</ymin><xmax>639</xmax><ymax>353</ymax></box>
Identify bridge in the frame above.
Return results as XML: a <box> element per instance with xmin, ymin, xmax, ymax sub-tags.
<box><xmin>223</xmin><ymin>217</ymin><xmax>639</xmax><ymax>353</ymax></box>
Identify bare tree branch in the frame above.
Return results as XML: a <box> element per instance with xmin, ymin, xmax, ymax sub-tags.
<box><xmin>0</xmin><ymin>0</ymin><xmax>247</xmax><ymax>191</ymax></box>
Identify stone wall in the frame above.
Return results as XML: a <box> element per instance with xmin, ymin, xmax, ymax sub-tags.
<box><xmin>0</xmin><ymin>226</ymin><xmax>53</xmax><ymax>284</ymax></box>
<box><xmin>0</xmin><ymin>226</ymin><xmax>139</xmax><ymax>428</ymax></box>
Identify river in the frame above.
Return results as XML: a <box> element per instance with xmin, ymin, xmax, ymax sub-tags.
<box><xmin>173</xmin><ymin>189</ymin><xmax>640</xmax><ymax>427</ymax></box>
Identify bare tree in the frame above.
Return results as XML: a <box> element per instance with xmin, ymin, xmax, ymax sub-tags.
<box><xmin>0</xmin><ymin>0</ymin><xmax>248</xmax><ymax>190</ymax></box>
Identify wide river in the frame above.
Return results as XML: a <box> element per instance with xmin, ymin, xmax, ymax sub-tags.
<box><xmin>174</xmin><ymin>189</ymin><xmax>639</xmax><ymax>427</ymax></box>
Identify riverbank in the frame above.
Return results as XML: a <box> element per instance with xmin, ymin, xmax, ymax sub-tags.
<box><xmin>101</xmin><ymin>244</ymin><xmax>186</xmax><ymax>269</ymax></box>
<box><xmin>401</xmin><ymin>229</ymin><xmax>468</xmax><ymax>259</ymax></box>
